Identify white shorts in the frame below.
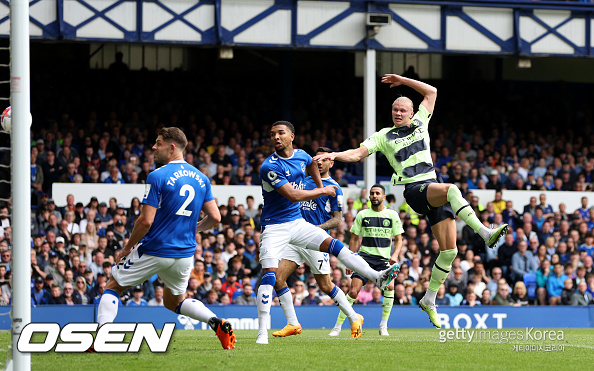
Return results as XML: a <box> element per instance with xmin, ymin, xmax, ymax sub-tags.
<box><xmin>112</xmin><ymin>247</ymin><xmax>193</xmax><ymax>296</ymax></box>
<box><xmin>260</xmin><ymin>218</ymin><xmax>331</xmax><ymax>269</ymax></box>
<box><xmin>283</xmin><ymin>244</ymin><xmax>331</xmax><ymax>275</ymax></box>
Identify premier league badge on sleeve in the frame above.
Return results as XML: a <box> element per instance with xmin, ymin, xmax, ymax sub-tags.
<box><xmin>143</xmin><ymin>184</ymin><xmax>151</xmax><ymax>199</ymax></box>
<box><xmin>301</xmin><ymin>162</ymin><xmax>306</xmax><ymax>173</ymax></box>
<box><xmin>268</xmin><ymin>171</ymin><xmax>277</xmax><ymax>181</ymax></box>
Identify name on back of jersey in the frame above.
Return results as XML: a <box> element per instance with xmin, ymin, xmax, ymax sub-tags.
<box><xmin>166</xmin><ymin>169</ymin><xmax>205</xmax><ymax>187</ymax></box>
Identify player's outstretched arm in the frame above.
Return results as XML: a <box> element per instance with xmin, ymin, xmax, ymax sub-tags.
<box><xmin>313</xmin><ymin>146</ymin><xmax>369</xmax><ymax>164</ymax></box>
<box><xmin>196</xmin><ymin>200</ymin><xmax>222</xmax><ymax>233</ymax></box>
<box><xmin>275</xmin><ymin>182</ymin><xmax>337</xmax><ymax>203</ymax></box>
<box><xmin>390</xmin><ymin>234</ymin><xmax>403</xmax><ymax>265</ymax></box>
<box><xmin>116</xmin><ymin>204</ymin><xmax>157</xmax><ymax>261</ymax></box>
<box><xmin>381</xmin><ymin>74</ymin><xmax>437</xmax><ymax>114</ymax></box>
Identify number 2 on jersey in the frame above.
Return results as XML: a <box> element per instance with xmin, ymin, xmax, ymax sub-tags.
<box><xmin>176</xmin><ymin>184</ymin><xmax>195</xmax><ymax>216</ymax></box>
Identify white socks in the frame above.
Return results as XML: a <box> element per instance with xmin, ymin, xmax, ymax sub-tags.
<box><xmin>330</xmin><ymin>286</ymin><xmax>359</xmax><ymax>324</ymax></box>
<box><xmin>423</xmin><ymin>289</ymin><xmax>437</xmax><ymax>304</ymax></box>
<box><xmin>97</xmin><ymin>289</ymin><xmax>120</xmax><ymax>326</ymax></box>
<box><xmin>178</xmin><ymin>299</ymin><xmax>216</xmax><ymax>323</ymax></box>
<box><xmin>257</xmin><ymin>284</ymin><xmax>274</xmax><ymax>333</ymax></box>
<box><xmin>337</xmin><ymin>248</ymin><xmax>378</xmax><ymax>282</ymax></box>
<box><xmin>277</xmin><ymin>288</ymin><xmax>299</xmax><ymax>326</ymax></box>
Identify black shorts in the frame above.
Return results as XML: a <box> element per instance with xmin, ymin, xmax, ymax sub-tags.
<box><xmin>403</xmin><ymin>178</ymin><xmax>455</xmax><ymax>227</ymax></box>
<box><xmin>352</xmin><ymin>252</ymin><xmax>390</xmax><ymax>285</ymax></box>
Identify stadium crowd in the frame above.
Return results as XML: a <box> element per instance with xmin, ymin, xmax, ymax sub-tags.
<box><xmin>0</xmin><ymin>66</ymin><xmax>593</xmax><ymax>309</ymax></box>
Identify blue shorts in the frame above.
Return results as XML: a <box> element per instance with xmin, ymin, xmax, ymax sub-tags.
<box><xmin>403</xmin><ymin>179</ymin><xmax>455</xmax><ymax>226</ymax></box>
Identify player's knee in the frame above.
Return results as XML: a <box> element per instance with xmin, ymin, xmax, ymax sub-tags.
<box><xmin>348</xmin><ymin>289</ymin><xmax>359</xmax><ymax>299</ymax></box>
<box><xmin>387</xmin><ymin>281</ymin><xmax>395</xmax><ymax>291</ymax></box>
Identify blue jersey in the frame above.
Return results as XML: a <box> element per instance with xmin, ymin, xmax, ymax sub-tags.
<box><xmin>139</xmin><ymin>160</ymin><xmax>213</xmax><ymax>258</ymax></box>
<box><xmin>260</xmin><ymin>149</ymin><xmax>311</xmax><ymax>226</ymax></box>
<box><xmin>299</xmin><ymin>176</ymin><xmax>343</xmax><ymax>233</ymax></box>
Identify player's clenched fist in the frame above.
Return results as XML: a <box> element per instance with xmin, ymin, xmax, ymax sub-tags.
<box><xmin>323</xmin><ymin>185</ymin><xmax>337</xmax><ymax>197</ymax></box>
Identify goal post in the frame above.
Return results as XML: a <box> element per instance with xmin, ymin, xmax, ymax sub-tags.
<box><xmin>9</xmin><ymin>0</ymin><xmax>31</xmax><ymax>370</ymax></box>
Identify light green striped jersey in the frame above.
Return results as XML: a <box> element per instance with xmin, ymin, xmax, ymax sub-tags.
<box><xmin>350</xmin><ymin>208</ymin><xmax>404</xmax><ymax>259</ymax></box>
<box><xmin>362</xmin><ymin>104</ymin><xmax>436</xmax><ymax>185</ymax></box>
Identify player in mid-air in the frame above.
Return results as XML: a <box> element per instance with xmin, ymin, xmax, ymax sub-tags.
<box><xmin>96</xmin><ymin>127</ymin><xmax>235</xmax><ymax>350</ymax></box>
<box><xmin>271</xmin><ymin>146</ymin><xmax>365</xmax><ymax>339</ymax></box>
<box><xmin>314</xmin><ymin>74</ymin><xmax>508</xmax><ymax>328</ymax></box>
<box><xmin>328</xmin><ymin>184</ymin><xmax>403</xmax><ymax>337</ymax></box>
<box><xmin>256</xmin><ymin>121</ymin><xmax>400</xmax><ymax>344</ymax></box>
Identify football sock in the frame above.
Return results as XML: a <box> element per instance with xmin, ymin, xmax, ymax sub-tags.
<box><xmin>427</xmin><ymin>248</ymin><xmax>458</xmax><ymax>303</ymax></box>
<box><xmin>97</xmin><ymin>289</ymin><xmax>120</xmax><ymax>326</ymax></box>
<box><xmin>336</xmin><ymin>294</ymin><xmax>356</xmax><ymax>325</ymax></box>
<box><xmin>276</xmin><ymin>286</ymin><xmax>299</xmax><ymax>326</ymax></box>
<box><xmin>329</xmin><ymin>285</ymin><xmax>359</xmax><ymax>324</ymax></box>
<box><xmin>257</xmin><ymin>271</ymin><xmax>276</xmax><ymax>333</ymax></box>
<box><xmin>328</xmin><ymin>239</ymin><xmax>378</xmax><ymax>281</ymax></box>
<box><xmin>175</xmin><ymin>298</ymin><xmax>216</xmax><ymax>323</ymax></box>
<box><xmin>382</xmin><ymin>290</ymin><xmax>394</xmax><ymax>321</ymax></box>
<box><xmin>447</xmin><ymin>185</ymin><xmax>489</xmax><ymax>239</ymax></box>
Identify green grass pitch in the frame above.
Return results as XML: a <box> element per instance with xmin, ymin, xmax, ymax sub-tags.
<box><xmin>1</xmin><ymin>328</ymin><xmax>593</xmax><ymax>370</ymax></box>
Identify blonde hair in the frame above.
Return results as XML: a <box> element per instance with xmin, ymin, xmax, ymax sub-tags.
<box><xmin>513</xmin><ymin>281</ymin><xmax>526</xmax><ymax>295</ymax></box>
<box><xmin>394</xmin><ymin>96</ymin><xmax>414</xmax><ymax>110</ymax></box>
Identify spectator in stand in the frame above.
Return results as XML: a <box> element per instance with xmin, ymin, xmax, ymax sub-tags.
<box><xmin>511</xmin><ymin>281</ymin><xmax>530</xmax><ymax>306</ymax></box>
<box><xmin>523</xmin><ymin>197</ymin><xmax>538</xmax><ymax>218</ymax></box>
<box><xmin>233</xmin><ymin>283</ymin><xmax>257</xmax><ymax>305</ymax></box>
<box><xmin>434</xmin><ymin>285</ymin><xmax>450</xmax><ymax>306</ymax></box>
<box><xmin>560</xmin><ymin>278</ymin><xmax>574</xmax><ymax>305</ymax></box>
<box><xmin>571</xmin><ymin>281</ymin><xmax>593</xmax><ymax>305</ymax></box>
<box><xmin>127</xmin><ymin>285</ymin><xmax>148</xmax><ymax>306</ymax></box>
<box><xmin>48</xmin><ymin>284</ymin><xmax>65</xmax><ymax>304</ymax></box>
<box><xmin>31</xmin><ymin>276</ymin><xmax>50</xmax><ymax>305</ymax></box>
<box><xmin>221</xmin><ymin>272</ymin><xmax>242</xmax><ymax>298</ymax></box>
<box><xmin>445</xmin><ymin>284</ymin><xmax>463</xmax><ymax>306</ymax></box>
<box><xmin>579</xmin><ymin>232</ymin><xmax>594</xmax><ymax>258</ymax></box>
<box><xmin>74</xmin><ymin>276</ymin><xmax>91</xmax><ymax>304</ymax></box>
<box><xmin>576</xmin><ymin>196</ymin><xmax>590</xmax><ymax>220</ymax></box>
<box><xmin>493</xmin><ymin>280</ymin><xmax>517</xmax><ymax>306</ymax></box>
<box><xmin>546</xmin><ymin>262</ymin><xmax>568</xmax><ymax>305</ymax></box>
<box><xmin>148</xmin><ymin>286</ymin><xmax>165</xmax><ymax>306</ymax></box>
<box><xmin>511</xmin><ymin>240</ymin><xmax>537</xmax><ymax>283</ymax></box>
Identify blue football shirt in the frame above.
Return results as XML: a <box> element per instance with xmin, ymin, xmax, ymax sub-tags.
<box><xmin>260</xmin><ymin>149</ymin><xmax>311</xmax><ymax>226</ymax></box>
<box><xmin>299</xmin><ymin>176</ymin><xmax>343</xmax><ymax>234</ymax></box>
<box><xmin>139</xmin><ymin>160</ymin><xmax>213</xmax><ymax>258</ymax></box>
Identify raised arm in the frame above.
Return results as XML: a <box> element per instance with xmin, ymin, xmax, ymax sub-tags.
<box><xmin>381</xmin><ymin>74</ymin><xmax>437</xmax><ymax>114</ymax></box>
<box><xmin>313</xmin><ymin>146</ymin><xmax>369</xmax><ymax>164</ymax></box>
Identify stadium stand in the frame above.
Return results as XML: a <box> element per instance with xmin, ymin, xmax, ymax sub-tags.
<box><xmin>0</xmin><ymin>47</ymin><xmax>593</xmax><ymax>309</ymax></box>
